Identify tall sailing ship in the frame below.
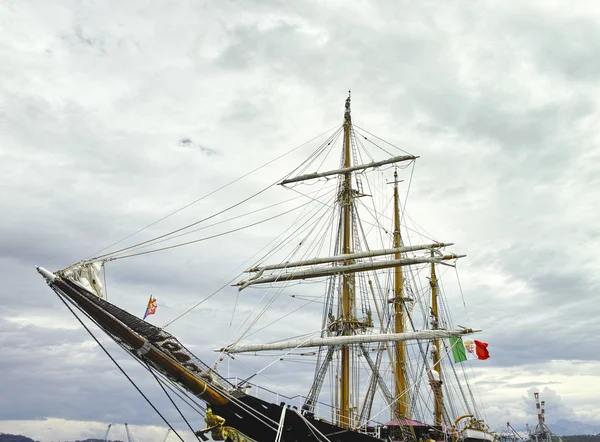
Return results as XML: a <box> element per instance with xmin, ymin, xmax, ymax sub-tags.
<box><xmin>37</xmin><ymin>94</ymin><xmax>495</xmax><ymax>442</ymax></box>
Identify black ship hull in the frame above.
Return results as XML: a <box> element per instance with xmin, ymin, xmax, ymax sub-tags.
<box><xmin>37</xmin><ymin>269</ymin><xmax>458</xmax><ymax>442</ymax></box>
<box><xmin>41</xmin><ymin>270</ymin><xmax>391</xmax><ymax>441</ymax></box>
<box><xmin>211</xmin><ymin>394</ymin><xmax>383</xmax><ymax>441</ymax></box>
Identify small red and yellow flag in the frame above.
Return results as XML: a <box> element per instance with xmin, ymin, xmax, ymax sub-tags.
<box><xmin>143</xmin><ymin>295</ymin><xmax>157</xmax><ymax>320</ymax></box>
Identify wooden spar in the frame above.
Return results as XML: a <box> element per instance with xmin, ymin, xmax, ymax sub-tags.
<box><xmin>217</xmin><ymin>329</ymin><xmax>477</xmax><ymax>354</ymax></box>
<box><xmin>393</xmin><ymin>169</ymin><xmax>410</xmax><ymax>419</ymax></box>
<box><xmin>37</xmin><ymin>267</ymin><xmax>229</xmax><ymax>407</ymax></box>
<box><xmin>246</xmin><ymin>242</ymin><xmax>454</xmax><ymax>272</ymax></box>
<box><xmin>236</xmin><ymin>254</ymin><xmax>465</xmax><ymax>289</ymax></box>
<box><xmin>279</xmin><ymin>154</ymin><xmax>418</xmax><ymax>185</ymax></box>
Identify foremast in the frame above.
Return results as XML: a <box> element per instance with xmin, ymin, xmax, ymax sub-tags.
<box><xmin>392</xmin><ymin>170</ymin><xmax>410</xmax><ymax>419</ymax></box>
<box><xmin>340</xmin><ymin>92</ymin><xmax>354</xmax><ymax>428</ymax></box>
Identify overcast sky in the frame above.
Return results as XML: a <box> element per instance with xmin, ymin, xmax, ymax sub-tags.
<box><xmin>2</xmin><ymin>0</ymin><xmax>600</xmax><ymax>441</ymax></box>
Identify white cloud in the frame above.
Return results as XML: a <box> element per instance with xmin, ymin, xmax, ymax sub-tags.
<box><xmin>0</xmin><ymin>418</ymin><xmax>192</xmax><ymax>442</ymax></box>
<box><xmin>1</xmin><ymin>0</ymin><xmax>599</xmax><ymax>438</ymax></box>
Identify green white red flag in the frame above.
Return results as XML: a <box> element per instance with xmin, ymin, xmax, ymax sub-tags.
<box><xmin>450</xmin><ymin>337</ymin><xmax>490</xmax><ymax>363</ymax></box>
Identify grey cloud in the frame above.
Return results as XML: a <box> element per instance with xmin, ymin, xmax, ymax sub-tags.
<box><xmin>178</xmin><ymin>138</ymin><xmax>217</xmax><ymax>156</ymax></box>
<box><xmin>457</xmin><ymin>98</ymin><xmax>594</xmax><ymax>153</ymax></box>
<box><xmin>61</xmin><ymin>25</ymin><xmax>106</xmax><ymax>54</ymax></box>
<box><xmin>2</xmin><ymin>0</ymin><xmax>600</xmax><ymax>439</ymax></box>
<box><xmin>507</xmin><ymin>11</ymin><xmax>600</xmax><ymax>82</ymax></box>
<box><xmin>0</xmin><ymin>316</ymin><xmax>204</xmax><ymax>427</ymax></box>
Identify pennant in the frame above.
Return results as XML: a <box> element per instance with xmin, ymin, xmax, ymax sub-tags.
<box><xmin>143</xmin><ymin>295</ymin><xmax>157</xmax><ymax>320</ymax></box>
<box><xmin>450</xmin><ymin>337</ymin><xmax>490</xmax><ymax>363</ymax></box>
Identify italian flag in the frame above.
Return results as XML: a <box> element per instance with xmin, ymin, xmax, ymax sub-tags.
<box><xmin>450</xmin><ymin>337</ymin><xmax>490</xmax><ymax>363</ymax></box>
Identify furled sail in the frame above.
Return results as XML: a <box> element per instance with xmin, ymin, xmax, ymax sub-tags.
<box><xmin>61</xmin><ymin>262</ymin><xmax>104</xmax><ymax>298</ymax></box>
<box><xmin>246</xmin><ymin>242</ymin><xmax>453</xmax><ymax>272</ymax></box>
<box><xmin>236</xmin><ymin>254</ymin><xmax>464</xmax><ymax>290</ymax></box>
<box><xmin>217</xmin><ymin>329</ymin><xmax>477</xmax><ymax>354</ymax></box>
<box><xmin>280</xmin><ymin>154</ymin><xmax>418</xmax><ymax>184</ymax></box>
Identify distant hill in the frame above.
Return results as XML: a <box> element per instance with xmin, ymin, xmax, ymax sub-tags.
<box><xmin>561</xmin><ymin>436</ymin><xmax>600</xmax><ymax>442</ymax></box>
<box><xmin>74</xmin><ymin>440</ymin><xmax>123</xmax><ymax>442</ymax></box>
<box><xmin>0</xmin><ymin>435</ymin><xmax>37</xmax><ymax>442</ymax></box>
<box><xmin>549</xmin><ymin>419</ymin><xmax>600</xmax><ymax>436</ymax></box>
<box><xmin>0</xmin><ymin>436</ymin><xmax>124</xmax><ymax>442</ymax></box>
<box><xmin>72</xmin><ymin>439</ymin><xmax>123</xmax><ymax>442</ymax></box>
<box><xmin>73</xmin><ymin>440</ymin><xmax>123</xmax><ymax>442</ymax></box>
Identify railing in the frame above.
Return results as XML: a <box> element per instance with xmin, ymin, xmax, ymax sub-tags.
<box><xmin>225</xmin><ymin>377</ymin><xmax>336</xmax><ymax>420</ymax></box>
<box><xmin>224</xmin><ymin>377</ymin><xmax>396</xmax><ymax>432</ymax></box>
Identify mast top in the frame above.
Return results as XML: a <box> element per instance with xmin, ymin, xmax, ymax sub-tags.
<box><xmin>344</xmin><ymin>91</ymin><xmax>351</xmax><ymax>124</ymax></box>
<box><xmin>387</xmin><ymin>168</ymin><xmax>404</xmax><ymax>187</ymax></box>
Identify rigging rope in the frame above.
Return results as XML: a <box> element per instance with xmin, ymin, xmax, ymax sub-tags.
<box><xmin>354</xmin><ymin>337</ymin><xmax>461</xmax><ymax>431</ymax></box>
<box><xmin>87</xmin><ymin>124</ymin><xmax>342</xmax><ymax>260</ymax></box>
<box><xmin>62</xmin><ymin>116</ymin><xmax>490</xmax><ymax>435</ymax></box>
<box><xmin>105</xmin><ymin>189</ymin><xmax>332</xmax><ymax>259</ymax></box>
<box><xmin>163</xmin><ymin>186</ymin><xmax>336</xmax><ymax>330</ymax></box>
<box><xmin>234</xmin><ymin>325</ymin><xmax>330</xmax><ymax>391</ymax></box>
<box><xmin>145</xmin><ymin>361</ymin><xmax>202</xmax><ymax>441</ymax></box>
<box><xmin>286</xmin><ymin>127</ymin><xmax>344</xmax><ymax>181</ymax></box>
<box><xmin>229</xmin><ymin>191</ymin><xmax>337</xmax><ymax>342</ymax></box>
<box><xmin>93</xmin><ymin>295</ymin><xmax>282</xmax><ymax>433</ymax></box>
<box><xmin>108</xmin><ymin>195</ymin><xmax>312</xmax><ymax>256</ymax></box>
<box><xmin>90</xmin><ymin>185</ymin><xmax>291</xmax><ymax>262</ymax></box>
<box><xmin>162</xmin><ymin>275</ymin><xmax>240</xmax><ymax>329</ymax></box>
<box><xmin>242</xmin><ymin>289</ymin><xmax>328</xmax><ymax>340</ymax></box>
<box><xmin>133</xmin><ymin>354</ymin><xmax>208</xmax><ymax>417</ymax></box>
<box><xmin>293</xmin><ymin>409</ymin><xmax>333</xmax><ymax>442</ymax></box>
<box><xmin>53</xmin><ymin>280</ymin><xmax>211</xmax><ymax>423</ymax></box>
<box><xmin>52</xmin><ymin>280</ymin><xmax>285</xmax><ymax>437</ymax></box>
<box><xmin>353</xmin><ymin>125</ymin><xmax>414</xmax><ymax>156</ymax></box>
<box><xmin>52</xmin><ymin>289</ymin><xmax>187</xmax><ymax>442</ymax></box>
<box><xmin>104</xmin><ymin>201</ymin><xmax>315</xmax><ymax>261</ymax></box>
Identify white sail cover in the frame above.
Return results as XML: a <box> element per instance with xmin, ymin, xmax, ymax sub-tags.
<box><xmin>217</xmin><ymin>329</ymin><xmax>475</xmax><ymax>354</ymax></box>
<box><xmin>62</xmin><ymin>262</ymin><xmax>104</xmax><ymax>298</ymax></box>
<box><xmin>280</xmin><ymin>154</ymin><xmax>418</xmax><ymax>184</ymax></box>
<box><xmin>247</xmin><ymin>242</ymin><xmax>453</xmax><ymax>272</ymax></box>
<box><xmin>237</xmin><ymin>254</ymin><xmax>464</xmax><ymax>290</ymax></box>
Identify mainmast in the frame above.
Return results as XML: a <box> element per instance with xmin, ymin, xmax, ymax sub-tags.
<box><xmin>393</xmin><ymin>170</ymin><xmax>410</xmax><ymax>419</ymax></box>
<box><xmin>339</xmin><ymin>92</ymin><xmax>354</xmax><ymax>428</ymax></box>
<box><xmin>429</xmin><ymin>256</ymin><xmax>444</xmax><ymax>426</ymax></box>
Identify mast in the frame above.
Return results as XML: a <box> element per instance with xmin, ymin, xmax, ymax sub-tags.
<box><xmin>393</xmin><ymin>169</ymin><xmax>410</xmax><ymax>418</ymax></box>
<box><xmin>339</xmin><ymin>91</ymin><xmax>353</xmax><ymax>428</ymax></box>
<box><xmin>430</xmin><ymin>256</ymin><xmax>444</xmax><ymax>425</ymax></box>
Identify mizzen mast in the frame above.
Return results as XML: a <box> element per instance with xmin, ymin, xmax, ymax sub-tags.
<box><xmin>392</xmin><ymin>169</ymin><xmax>410</xmax><ymax>419</ymax></box>
<box><xmin>429</xmin><ymin>255</ymin><xmax>444</xmax><ymax>425</ymax></box>
<box><xmin>339</xmin><ymin>91</ymin><xmax>354</xmax><ymax>428</ymax></box>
